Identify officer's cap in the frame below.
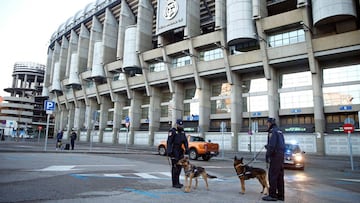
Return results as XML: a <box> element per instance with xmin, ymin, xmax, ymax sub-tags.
<box><xmin>267</xmin><ymin>117</ymin><xmax>276</xmax><ymax>124</ymax></box>
<box><xmin>176</xmin><ymin>119</ymin><xmax>183</xmax><ymax>125</ymax></box>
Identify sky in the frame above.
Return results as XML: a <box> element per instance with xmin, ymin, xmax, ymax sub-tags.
<box><xmin>0</xmin><ymin>0</ymin><xmax>94</xmax><ymax>97</ymax></box>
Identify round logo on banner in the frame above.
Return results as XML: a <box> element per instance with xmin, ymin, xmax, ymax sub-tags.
<box><xmin>163</xmin><ymin>0</ymin><xmax>178</xmax><ymax>20</ymax></box>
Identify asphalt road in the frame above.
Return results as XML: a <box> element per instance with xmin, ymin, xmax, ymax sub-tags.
<box><xmin>0</xmin><ymin>140</ymin><xmax>360</xmax><ymax>203</ymax></box>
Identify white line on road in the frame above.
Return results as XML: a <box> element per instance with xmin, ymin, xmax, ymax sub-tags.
<box><xmin>37</xmin><ymin>165</ymin><xmax>76</xmax><ymax>171</ymax></box>
<box><xmin>35</xmin><ymin>164</ymin><xmax>135</xmax><ymax>171</ymax></box>
<box><xmin>135</xmin><ymin>173</ymin><xmax>162</xmax><ymax>179</ymax></box>
<box><xmin>336</xmin><ymin>178</ymin><xmax>360</xmax><ymax>183</ymax></box>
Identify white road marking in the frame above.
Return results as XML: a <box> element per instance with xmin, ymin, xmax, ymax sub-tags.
<box><xmin>104</xmin><ymin>174</ymin><xmax>124</xmax><ymax>178</ymax></box>
<box><xmin>135</xmin><ymin>173</ymin><xmax>162</xmax><ymax>179</ymax></box>
<box><xmin>38</xmin><ymin>165</ymin><xmax>76</xmax><ymax>171</ymax></box>
<box><xmin>336</xmin><ymin>178</ymin><xmax>360</xmax><ymax>183</ymax></box>
<box><xmin>35</xmin><ymin>164</ymin><xmax>135</xmax><ymax>171</ymax></box>
<box><xmin>158</xmin><ymin>172</ymin><xmax>171</xmax><ymax>177</ymax></box>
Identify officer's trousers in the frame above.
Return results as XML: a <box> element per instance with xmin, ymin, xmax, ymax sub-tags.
<box><xmin>171</xmin><ymin>158</ymin><xmax>182</xmax><ymax>186</ymax></box>
<box><xmin>268</xmin><ymin>154</ymin><xmax>284</xmax><ymax>198</ymax></box>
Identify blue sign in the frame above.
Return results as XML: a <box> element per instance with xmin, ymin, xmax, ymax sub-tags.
<box><xmin>252</xmin><ymin>112</ymin><xmax>261</xmax><ymax>116</ymax></box>
<box><xmin>187</xmin><ymin>115</ymin><xmax>199</xmax><ymax>121</ymax></box>
<box><xmin>44</xmin><ymin>100</ymin><xmax>55</xmax><ymax>111</ymax></box>
<box><xmin>340</xmin><ymin>106</ymin><xmax>352</xmax><ymax>110</ymax></box>
<box><xmin>291</xmin><ymin>109</ymin><xmax>302</xmax><ymax>113</ymax></box>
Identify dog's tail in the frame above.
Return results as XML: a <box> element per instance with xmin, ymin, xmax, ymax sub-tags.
<box><xmin>207</xmin><ymin>174</ymin><xmax>217</xmax><ymax>179</ymax></box>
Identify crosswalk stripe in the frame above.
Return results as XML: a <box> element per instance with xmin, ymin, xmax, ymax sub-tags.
<box><xmin>135</xmin><ymin>173</ymin><xmax>161</xmax><ymax>179</ymax></box>
<box><xmin>158</xmin><ymin>172</ymin><xmax>171</xmax><ymax>177</ymax></box>
<box><xmin>104</xmin><ymin>174</ymin><xmax>124</xmax><ymax>178</ymax></box>
<box><xmin>38</xmin><ymin>165</ymin><xmax>76</xmax><ymax>171</ymax></box>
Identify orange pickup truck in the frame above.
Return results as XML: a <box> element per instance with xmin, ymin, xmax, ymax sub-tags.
<box><xmin>158</xmin><ymin>135</ymin><xmax>219</xmax><ymax>161</ymax></box>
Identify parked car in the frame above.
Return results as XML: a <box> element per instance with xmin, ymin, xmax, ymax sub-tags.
<box><xmin>158</xmin><ymin>135</ymin><xmax>219</xmax><ymax>161</ymax></box>
<box><xmin>284</xmin><ymin>143</ymin><xmax>305</xmax><ymax>170</ymax></box>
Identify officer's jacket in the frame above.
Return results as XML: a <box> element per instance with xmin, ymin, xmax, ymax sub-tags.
<box><xmin>266</xmin><ymin>125</ymin><xmax>285</xmax><ymax>157</ymax></box>
<box><xmin>167</xmin><ymin>127</ymin><xmax>189</xmax><ymax>160</ymax></box>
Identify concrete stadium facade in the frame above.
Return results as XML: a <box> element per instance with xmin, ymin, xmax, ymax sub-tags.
<box><xmin>43</xmin><ymin>0</ymin><xmax>360</xmax><ymax>155</ymax></box>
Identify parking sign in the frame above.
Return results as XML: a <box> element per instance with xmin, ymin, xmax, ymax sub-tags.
<box><xmin>44</xmin><ymin>100</ymin><xmax>55</xmax><ymax>111</ymax></box>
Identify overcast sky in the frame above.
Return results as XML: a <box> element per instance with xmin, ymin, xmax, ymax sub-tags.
<box><xmin>0</xmin><ymin>0</ymin><xmax>94</xmax><ymax>97</ymax></box>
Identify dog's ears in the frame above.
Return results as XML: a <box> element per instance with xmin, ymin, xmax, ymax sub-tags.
<box><xmin>234</xmin><ymin>156</ymin><xmax>244</xmax><ymax>162</ymax></box>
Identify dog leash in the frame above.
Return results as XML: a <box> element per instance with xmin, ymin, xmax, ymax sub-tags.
<box><xmin>245</xmin><ymin>146</ymin><xmax>265</xmax><ymax>165</ymax></box>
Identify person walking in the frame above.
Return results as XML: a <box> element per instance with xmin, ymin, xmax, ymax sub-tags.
<box><xmin>262</xmin><ymin>118</ymin><xmax>285</xmax><ymax>201</ymax></box>
<box><xmin>167</xmin><ymin>119</ymin><xmax>189</xmax><ymax>188</ymax></box>
<box><xmin>70</xmin><ymin>130</ymin><xmax>77</xmax><ymax>150</ymax></box>
<box><xmin>56</xmin><ymin>130</ymin><xmax>63</xmax><ymax>150</ymax></box>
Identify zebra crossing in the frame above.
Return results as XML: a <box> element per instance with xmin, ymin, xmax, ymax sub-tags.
<box><xmin>70</xmin><ymin>171</ymin><xmax>236</xmax><ymax>182</ymax></box>
<box><xmin>35</xmin><ymin>165</ymin><xmax>235</xmax><ymax>182</ymax></box>
<box><xmin>72</xmin><ymin>172</ymin><xmax>176</xmax><ymax>180</ymax></box>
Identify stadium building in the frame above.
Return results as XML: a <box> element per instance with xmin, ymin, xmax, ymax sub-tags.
<box><xmin>0</xmin><ymin>62</ymin><xmax>49</xmax><ymax>139</ymax></box>
<box><xmin>43</xmin><ymin>0</ymin><xmax>360</xmax><ymax>155</ymax></box>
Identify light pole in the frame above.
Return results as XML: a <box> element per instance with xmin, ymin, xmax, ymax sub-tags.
<box><xmin>248</xmin><ymin>94</ymin><xmax>252</xmax><ymax>153</ymax></box>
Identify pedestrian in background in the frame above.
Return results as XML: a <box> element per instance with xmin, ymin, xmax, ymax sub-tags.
<box><xmin>70</xmin><ymin>130</ymin><xmax>77</xmax><ymax>150</ymax></box>
<box><xmin>167</xmin><ymin>119</ymin><xmax>189</xmax><ymax>188</ymax></box>
<box><xmin>263</xmin><ymin>118</ymin><xmax>285</xmax><ymax>201</ymax></box>
<box><xmin>56</xmin><ymin>130</ymin><xmax>63</xmax><ymax>150</ymax></box>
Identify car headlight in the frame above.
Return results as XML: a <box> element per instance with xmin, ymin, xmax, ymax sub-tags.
<box><xmin>293</xmin><ymin>153</ymin><xmax>303</xmax><ymax>162</ymax></box>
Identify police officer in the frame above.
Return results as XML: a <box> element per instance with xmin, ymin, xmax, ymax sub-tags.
<box><xmin>167</xmin><ymin>119</ymin><xmax>189</xmax><ymax>188</ymax></box>
<box><xmin>263</xmin><ymin>118</ymin><xmax>285</xmax><ymax>201</ymax></box>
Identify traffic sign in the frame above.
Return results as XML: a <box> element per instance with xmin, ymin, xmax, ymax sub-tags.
<box><xmin>343</xmin><ymin>123</ymin><xmax>355</xmax><ymax>133</ymax></box>
<box><xmin>125</xmin><ymin>116</ymin><xmax>130</xmax><ymax>128</ymax></box>
<box><xmin>44</xmin><ymin>100</ymin><xmax>55</xmax><ymax>111</ymax></box>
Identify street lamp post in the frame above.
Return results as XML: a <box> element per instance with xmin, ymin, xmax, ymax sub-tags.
<box><xmin>248</xmin><ymin>95</ymin><xmax>252</xmax><ymax>153</ymax></box>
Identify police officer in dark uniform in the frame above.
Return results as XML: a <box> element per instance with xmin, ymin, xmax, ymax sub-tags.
<box><xmin>263</xmin><ymin>118</ymin><xmax>285</xmax><ymax>201</ymax></box>
<box><xmin>167</xmin><ymin>119</ymin><xmax>189</xmax><ymax>188</ymax></box>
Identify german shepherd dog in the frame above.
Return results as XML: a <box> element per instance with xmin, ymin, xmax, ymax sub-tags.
<box><xmin>233</xmin><ymin>156</ymin><xmax>268</xmax><ymax>195</ymax></box>
<box><xmin>177</xmin><ymin>156</ymin><xmax>217</xmax><ymax>193</ymax></box>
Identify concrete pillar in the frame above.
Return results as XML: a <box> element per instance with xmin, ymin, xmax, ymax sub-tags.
<box><xmin>85</xmin><ymin>99</ymin><xmax>99</xmax><ymax>142</ymax></box>
<box><xmin>87</xmin><ymin>16</ymin><xmax>103</xmax><ymax>70</ymax></box>
<box><xmin>129</xmin><ymin>91</ymin><xmax>142</xmax><ymax>145</ymax></box>
<box><xmin>116</xmin><ymin>0</ymin><xmax>135</xmax><ymax>59</ymax></box>
<box><xmin>136</xmin><ymin>0</ymin><xmax>154</xmax><ymax>52</ymax></box>
<box><xmin>74</xmin><ymin>100</ymin><xmax>86</xmax><ymax>138</ymax></box>
<box><xmin>66</xmin><ymin>30</ymin><xmax>79</xmax><ymax>78</ymax></box>
<box><xmin>149</xmin><ymin>87</ymin><xmax>161</xmax><ymax>145</ymax></box>
<box><xmin>103</xmin><ymin>8</ymin><xmax>118</xmax><ymax>64</ymax></box>
<box><xmin>199</xmin><ymin>78</ymin><xmax>211</xmax><ymax>136</ymax></box>
<box><xmin>215</xmin><ymin>0</ymin><xmax>226</xmax><ymax>30</ymax></box>
<box><xmin>13</xmin><ymin>75</ymin><xmax>18</xmax><ymax>88</ymax></box>
<box><xmin>23</xmin><ymin>75</ymin><xmax>27</xmax><ymax>88</ymax></box>
<box><xmin>50</xmin><ymin>42</ymin><xmax>61</xmax><ymax>84</ymax></box>
<box><xmin>78</xmin><ymin>24</ymin><xmax>90</xmax><ymax>73</ymax></box>
<box><xmin>298</xmin><ymin>5</ymin><xmax>326</xmax><ymax>155</ymax></box>
<box><xmin>59</xmin><ymin>104</ymin><xmax>69</xmax><ymax>132</ymax></box>
<box><xmin>171</xmin><ymin>83</ymin><xmax>184</xmax><ymax>124</ymax></box>
<box><xmin>113</xmin><ymin>94</ymin><xmax>125</xmax><ymax>144</ymax></box>
<box><xmin>312</xmin><ymin>60</ymin><xmax>326</xmax><ymax>155</ymax></box>
<box><xmin>231</xmin><ymin>74</ymin><xmax>243</xmax><ymax>151</ymax></box>
<box><xmin>99</xmin><ymin>96</ymin><xmax>112</xmax><ymax>143</ymax></box>
<box><xmin>267</xmin><ymin>68</ymin><xmax>280</xmax><ymax>122</ymax></box>
<box><xmin>54</xmin><ymin>106</ymin><xmax>62</xmax><ymax>133</ymax></box>
<box><xmin>59</xmin><ymin>36</ymin><xmax>69</xmax><ymax>81</ymax></box>
<box><xmin>67</xmin><ymin>103</ymin><xmax>75</xmax><ymax>133</ymax></box>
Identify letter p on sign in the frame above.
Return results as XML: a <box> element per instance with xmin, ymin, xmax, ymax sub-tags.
<box><xmin>44</xmin><ymin>100</ymin><xmax>55</xmax><ymax>111</ymax></box>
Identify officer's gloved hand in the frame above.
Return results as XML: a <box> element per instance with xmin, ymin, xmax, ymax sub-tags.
<box><xmin>264</xmin><ymin>145</ymin><xmax>268</xmax><ymax>150</ymax></box>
